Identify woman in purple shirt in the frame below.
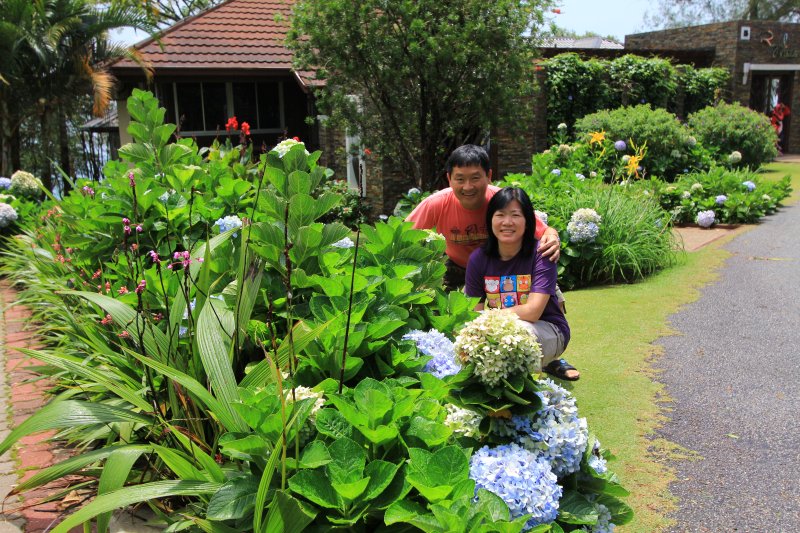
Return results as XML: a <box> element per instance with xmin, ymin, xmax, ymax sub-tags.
<box><xmin>464</xmin><ymin>187</ymin><xmax>580</xmax><ymax>381</ymax></box>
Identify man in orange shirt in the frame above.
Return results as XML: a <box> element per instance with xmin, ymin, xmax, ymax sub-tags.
<box><xmin>407</xmin><ymin>144</ymin><xmax>560</xmax><ymax>289</ymax></box>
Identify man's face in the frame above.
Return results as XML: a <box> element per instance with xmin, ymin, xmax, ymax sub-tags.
<box><xmin>448</xmin><ymin>165</ymin><xmax>492</xmax><ymax>211</ymax></box>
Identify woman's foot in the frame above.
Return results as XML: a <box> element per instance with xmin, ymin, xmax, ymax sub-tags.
<box><xmin>543</xmin><ymin>359</ymin><xmax>580</xmax><ymax>381</ymax></box>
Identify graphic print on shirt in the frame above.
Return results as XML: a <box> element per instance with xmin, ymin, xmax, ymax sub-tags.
<box><xmin>485</xmin><ymin>274</ymin><xmax>531</xmax><ymax>309</ymax></box>
<box><xmin>450</xmin><ymin>223</ymin><xmax>488</xmax><ymax>245</ymax></box>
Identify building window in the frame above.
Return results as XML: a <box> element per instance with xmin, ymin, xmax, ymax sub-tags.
<box><xmin>156</xmin><ymin>81</ymin><xmax>286</xmax><ymax>135</ymax></box>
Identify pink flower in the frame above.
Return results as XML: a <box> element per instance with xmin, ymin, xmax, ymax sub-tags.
<box><xmin>136</xmin><ymin>225</ymin><xmax>143</xmax><ymax>233</ymax></box>
<box><xmin>135</xmin><ymin>279</ymin><xmax>146</xmax><ymax>294</ymax></box>
<box><xmin>118</xmin><ymin>330</ymin><xmax>130</xmax><ymax>339</ymax></box>
<box><xmin>118</xmin><ymin>286</ymin><xmax>129</xmax><ymax>295</ymax></box>
<box><xmin>128</xmin><ymin>172</ymin><xmax>136</xmax><ymax>187</ymax></box>
<box><xmin>100</xmin><ymin>314</ymin><xmax>113</xmax><ymax>325</ymax></box>
<box><xmin>149</xmin><ymin>251</ymin><xmax>160</xmax><ymax>263</ymax></box>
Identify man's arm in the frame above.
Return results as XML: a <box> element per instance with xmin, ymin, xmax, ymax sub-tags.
<box><xmin>538</xmin><ymin>227</ymin><xmax>560</xmax><ymax>262</ymax></box>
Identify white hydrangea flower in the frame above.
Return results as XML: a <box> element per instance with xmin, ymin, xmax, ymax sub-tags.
<box><xmin>534</xmin><ymin>210</ymin><xmax>549</xmax><ymax>226</ymax></box>
<box><xmin>9</xmin><ymin>170</ymin><xmax>42</xmax><ymax>198</ymax></box>
<box><xmin>728</xmin><ymin>151</ymin><xmax>742</xmax><ymax>164</ymax></box>
<box><xmin>272</xmin><ymin>138</ymin><xmax>310</xmax><ymax>158</ymax></box>
<box><xmin>690</xmin><ymin>183</ymin><xmax>703</xmax><ymax>191</ymax></box>
<box><xmin>454</xmin><ymin>311</ymin><xmax>543</xmax><ymax>387</ymax></box>
<box><xmin>0</xmin><ymin>203</ymin><xmax>18</xmax><ymax>228</ymax></box>
<box><xmin>444</xmin><ymin>404</ymin><xmax>483</xmax><ymax>437</ymax></box>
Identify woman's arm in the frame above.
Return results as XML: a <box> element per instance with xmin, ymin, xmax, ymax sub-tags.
<box><xmin>538</xmin><ymin>227</ymin><xmax>560</xmax><ymax>262</ymax></box>
<box><xmin>509</xmin><ymin>292</ymin><xmax>549</xmax><ymax>322</ymax></box>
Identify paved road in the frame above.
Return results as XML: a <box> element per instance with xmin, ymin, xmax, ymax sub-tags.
<box><xmin>657</xmin><ymin>202</ymin><xmax>800</xmax><ymax>532</ymax></box>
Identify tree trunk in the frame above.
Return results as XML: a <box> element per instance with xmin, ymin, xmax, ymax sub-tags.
<box><xmin>10</xmin><ymin>127</ymin><xmax>21</xmax><ymax>173</ymax></box>
<box><xmin>39</xmin><ymin>113</ymin><xmax>52</xmax><ymax>193</ymax></box>
<box><xmin>58</xmin><ymin>104</ymin><xmax>72</xmax><ymax>193</ymax></box>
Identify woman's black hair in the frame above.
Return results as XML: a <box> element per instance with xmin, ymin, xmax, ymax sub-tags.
<box><xmin>483</xmin><ymin>187</ymin><xmax>537</xmax><ymax>258</ymax></box>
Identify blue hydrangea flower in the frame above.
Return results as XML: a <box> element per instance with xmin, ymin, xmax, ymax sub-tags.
<box><xmin>216</xmin><ymin>215</ymin><xmax>243</xmax><ymax>238</ymax></box>
<box><xmin>696</xmin><ymin>210</ymin><xmax>715</xmax><ymax>228</ymax></box>
<box><xmin>742</xmin><ymin>180</ymin><xmax>756</xmax><ymax>192</ymax></box>
<box><xmin>613</xmin><ymin>140</ymin><xmax>626</xmax><ymax>151</ymax></box>
<box><xmin>588</xmin><ymin>439</ymin><xmax>608</xmax><ymax>475</ymax></box>
<box><xmin>567</xmin><ymin>221</ymin><xmax>599</xmax><ymax>243</ymax></box>
<box><xmin>469</xmin><ymin>444</ymin><xmax>561</xmax><ymax>529</ymax></box>
<box><xmin>0</xmin><ymin>177</ymin><xmax>11</xmax><ymax>190</ymax></box>
<box><xmin>715</xmin><ymin>194</ymin><xmax>727</xmax><ymax>205</ymax></box>
<box><xmin>580</xmin><ymin>502</ymin><xmax>615</xmax><ymax>532</ymax></box>
<box><xmin>535</xmin><ymin>210</ymin><xmax>549</xmax><ymax>226</ymax></box>
<box><xmin>575</xmin><ymin>173</ymin><xmax>586</xmax><ymax>181</ymax></box>
<box><xmin>551</xmin><ymin>169</ymin><xmax>561</xmax><ymax>177</ymax></box>
<box><xmin>402</xmin><ymin>329</ymin><xmax>461</xmax><ymax>378</ymax></box>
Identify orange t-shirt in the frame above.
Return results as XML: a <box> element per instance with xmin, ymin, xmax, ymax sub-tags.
<box><xmin>406</xmin><ymin>185</ymin><xmax>547</xmax><ymax>268</ymax></box>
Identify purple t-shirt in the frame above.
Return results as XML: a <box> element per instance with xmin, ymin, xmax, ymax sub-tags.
<box><xmin>464</xmin><ymin>247</ymin><xmax>570</xmax><ymax>345</ymax></box>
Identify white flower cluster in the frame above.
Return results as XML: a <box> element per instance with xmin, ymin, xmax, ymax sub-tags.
<box><xmin>444</xmin><ymin>404</ymin><xmax>483</xmax><ymax>438</ymax></box>
<box><xmin>9</xmin><ymin>170</ymin><xmax>42</xmax><ymax>198</ymax></box>
<box><xmin>0</xmin><ymin>203</ymin><xmax>18</xmax><ymax>228</ymax></box>
<box><xmin>690</xmin><ymin>183</ymin><xmax>703</xmax><ymax>191</ymax></box>
<box><xmin>331</xmin><ymin>236</ymin><xmax>355</xmax><ymax>248</ymax></box>
<box><xmin>272</xmin><ymin>138</ymin><xmax>309</xmax><ymax>158</ymax></box>
<box><xmin>728</xmin><ymin>151</ymin><xmax>742</xmax><ymax>164</ymax></box>
<box><xmin>453</xmin><ymin>311</ymin><xmax>542</xmax><ymax>387</ymax></box>
<box><xmin>567</xmin><ymin>208</ymin><xmax>601</xmax><ymax>243</ymax></box>
<box><xmin>290</xmin><ymin>385</ymin><xmax>326</xmax><ymax>444</ymax></box>
<box><xmin>424</xmin><ymin>229</ymin><xmax>445</xmax><ymax>243</ymax></box>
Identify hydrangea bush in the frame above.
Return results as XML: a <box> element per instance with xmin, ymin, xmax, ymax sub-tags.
<box><xmin>9</xmin><ymin>170</ymin><xmax>43</xmax><ymax>198</ymax></box>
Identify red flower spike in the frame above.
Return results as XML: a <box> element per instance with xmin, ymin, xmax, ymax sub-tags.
<box><xmin>241</xmin><ymin>122</ymin><xmax>251</xmax><ymax>136</ymax></box>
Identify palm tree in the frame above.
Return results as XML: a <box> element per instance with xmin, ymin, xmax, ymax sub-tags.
<box><xmin>0</xmin><ymin>0</ymin><xmax>155</xmax><ymax>188</ymax></box>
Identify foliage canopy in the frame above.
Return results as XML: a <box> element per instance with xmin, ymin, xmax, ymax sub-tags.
<box><xmin>288</xmin><ymin>0</ymin><xmax>553</xmax><ymax>193</ymax></box>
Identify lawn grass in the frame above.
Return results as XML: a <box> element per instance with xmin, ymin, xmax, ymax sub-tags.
<box><xmin>562</xmin><ymin>244</ymin><xmax>729</xmax><ymax>531</ymax></box>
<box><xmin>561</xmin><ymin>160</ymin><xmax>800</xmax><ymax>531</ymax></box>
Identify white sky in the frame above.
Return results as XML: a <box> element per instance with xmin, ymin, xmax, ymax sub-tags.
<box><xmin>111</xmin><ymin>0</ymin><xmax>654</xmax><ymax>46</ymax></box>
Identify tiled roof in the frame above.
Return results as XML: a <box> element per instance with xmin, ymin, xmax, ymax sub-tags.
<box><xmin>541</xmin><ymin>36</ymin><xmax>624</xmax><ymax>50</ymax></box>
<box><xmin>112</xmin><ymin>0</ymin><xmax>317</xmax><ymax>86</ymax></box>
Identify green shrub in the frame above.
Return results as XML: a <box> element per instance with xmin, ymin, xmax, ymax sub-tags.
<box><xmin>501</xmin><ymin>173</ymin><xmax>676</xmax><ymax>289</ymax></box>
<box><xmin>678</xmin><ymin>65</ymin><xmax>730</xmax><ymax>116</ymax></box>
<box><xmin>653</xmin><ymin>166</ymin><xmax>791</xmax><ymax>224</ymax></box>
<box><xmin>608</xmin><ymin>55</ymin><xmax>678</xmax><ymax>110</ymax></box>
<box><xmin>575</xmin><ymin>105</ymin><xmax>691</xmax><ymax>180</ymax></box>
<box><xmin>543</xmin><ymin>53</ymin><xmax>614</xmax><ymax>139</ymax></box>
<box><xmin>688</xmin><ymin>102</ymin><xmax>778</xmax><ymax>168</ymax></box>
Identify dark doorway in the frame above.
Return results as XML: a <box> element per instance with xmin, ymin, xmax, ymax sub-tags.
<box><xmin>750</xmin><ymin>73</ymin><xmax>793</xmax><ymax>153</ymax></box>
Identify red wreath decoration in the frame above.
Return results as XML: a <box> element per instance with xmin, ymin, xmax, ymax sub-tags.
<box><xmin>771</xmin><ymin>103</ymin><xmax>791</xmax><ymax>135</ymax></box>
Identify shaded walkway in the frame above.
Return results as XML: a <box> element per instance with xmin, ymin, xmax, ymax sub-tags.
<box><xmin>657</xmin><ymin>203</ymin><xmax>800</xmax><ymax>531</ymax></box>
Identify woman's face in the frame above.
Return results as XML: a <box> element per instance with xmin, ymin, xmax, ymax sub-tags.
<box><xmin>491</xmin><ymin>199</ymin><xmax>526</xmax><ymax>247</ymax></box>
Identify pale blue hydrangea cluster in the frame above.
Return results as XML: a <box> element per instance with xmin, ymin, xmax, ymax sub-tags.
<box><xmin>453</xmin><ymin>311</ymin><xmax>542</xmax><ymax>386</ymax></box>
<box><xmin>9</xmin><ymin>170</ymin><xmax>42</xmax><ymax>198</ymax></box>
<box><xmin>614</xmin><ymin>140</ymin><xmax>626</xmax><ymax>151</ymax></box>
<box><xmin>742</xmin><ymin>180</ymin><xmax>756</xmax><ymax>192</ymax></box>
<box><xmin>534</xmin><ymin>210</ymin><xmax>549</xmax><ymax>226</ymax></box>
<box><xmin>216</xmin><ymin>215</ymin><xmax>243</xmax><ymax>236</ymax></box>
<box><xmin>575</xmin><ymin>173</ymin><xmax>586</xmax><ymax>181</ymax></box>
<box><xmin>715</xmin><ymin>194</ymin><xmax>727</xmax><ymax>205</ymax></box>
<box><xmin>567</xmin><ymin>208</ymin><xmax>601</xmax><ymax>243</ymax></box>
<box><xmin>580</xmin><ymin>502</ymin><xmax>615</xmax><ymax>533</ymax></box>
<box><xmin>588</xmin><ymin>439</ymin><xmax>608</xmax><ymax>475</ymax></box>
<box><xmin>444</xmin><ymin>404</ymin><xmax>483</xmax><ymax>438</ymax></box>
<box><xmin>402</xmin><ymin>329</ymin><xmax>462</xmax><ymax>378</ymax></box>
<box><xmin>695</xmin><ymin>210</ymin><xmax>715</xmax><ymax>228</ymax></box>
<box><xmin>0</xmin><ymin>203</ymin><xmax>18</xmax><ymax>228</ymax></box>
<box><xmin>551</xmin><ymin>169</ymin><xmax>562</xmax><ymax>176</ymax></box>
<box><xmin>0</xmin><ymin>177</ymin><xmax>10</xmax><ymax>190</ymax></box>
<box><xmin>470</xmin><ymin>444</ymin><xmax>561</xmax><ymax>529</ymax></box>
<box><xmin>331</xmin><ymin>236</ymin><xmax>355</xmax><ymax>248</ymax></box>
<box><xmin>497</xmin><ymin>379</ymin><xmax>588</xmax><ymax>477</ymax></box>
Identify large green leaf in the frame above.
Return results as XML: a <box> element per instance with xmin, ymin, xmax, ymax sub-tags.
<box><xmin>196</xmin><ymin>298</ymin><xmax>247</xmax><ymax>432</ymax></box>
<box><xmin>262</xmin><ymin>491</ymin><xmax>317</xmax><ymax>533</ymax></box>
<box><xmin>97</xmin><ymin>448</ymin><xmax>146</xmax><ymax>533</ymax></box>
<box><xmin>153</xmin><ymin>445</ymin><xmax>207</xmax><ymax>481</ymax></box>
<box><xmin>206</xmin><ymin>475</ymin><xmax>259</xmax><ymax>520</ymax></box>
<box><xmin>51</xmin><ymin>481</ymin><xmax>222</xmax><ymax>533</ymax></box>
<box><xmin>13</xmin><ymin>445</ymin><xmax>153</xmax><ymax>494</ymax></box>
<box><xmin>0</xmin><ymin>401</ymin><xmax>152</xmax><ymax>455</ymax></box>
<box><xmin>557</xmin><ymin>490</ymin><xmax>599</xmax><ymax>525</ymax></box>
<box><xmin>288</xmin><ymin>470</ymin><xmax>341</xmax><ymax>509</ymax></box>
<box><xmin>326</xmin><ymin>438</ymin><xmax>366</xmax><ymax>485</ymax></box>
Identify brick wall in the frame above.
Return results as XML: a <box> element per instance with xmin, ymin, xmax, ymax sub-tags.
<box><xmin>626</xmin><ymin>21</ymin><xmax>800</xmax><ymax>153</ymax></box>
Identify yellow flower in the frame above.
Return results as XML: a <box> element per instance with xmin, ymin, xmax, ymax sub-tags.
<box><xmin>589</xmin><ymin>131</ymin><xmax>606</xmax><ymax>145</ymax></box>
<box><xmin>625</xmin><ymin>153</ymin><xmax>643</xmax><ymax>177</ymax></box>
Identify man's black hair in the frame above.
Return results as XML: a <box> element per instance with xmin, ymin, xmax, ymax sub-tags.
<box><xmin>446</xmin><ymin>144</ymin><xmax>491</xmax><ymax>174</ymax></box>
<box><xmin>483</xmin><ymin>187</ymin><xmax>537</xmax><ymax>258</ymax></box>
